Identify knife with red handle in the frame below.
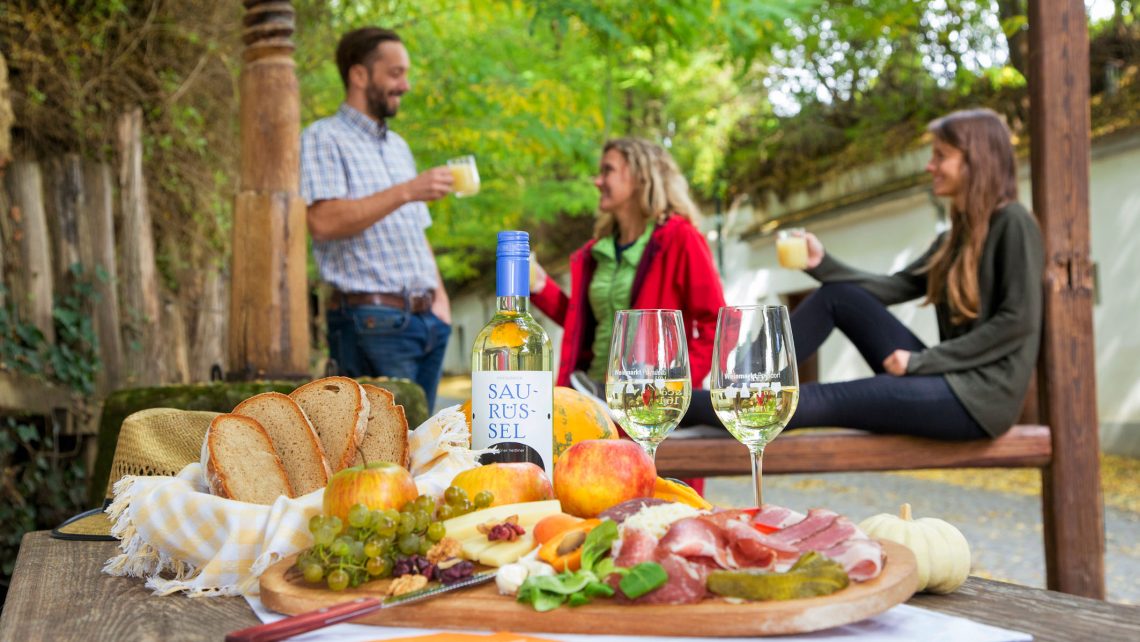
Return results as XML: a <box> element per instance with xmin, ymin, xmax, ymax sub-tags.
<box><xmin>226</xmin><ymin>570</ymin><xmax>496</xmax><ymax>642</ymax></box>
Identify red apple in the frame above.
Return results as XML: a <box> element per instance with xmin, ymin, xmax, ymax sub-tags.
<box><xmin>323</xmin><ymin>461</ymin><xmax>418</xmax><ymax>523</ymax></box>
<box><xmin>449</xmin><ymin>462</ymin><xmax>554</xmax><ymax>507</ymax></box>
<box><xmin>553</xmin><ymin>440</ymin><xmax>656</xmax><ymax>518</ymax></box>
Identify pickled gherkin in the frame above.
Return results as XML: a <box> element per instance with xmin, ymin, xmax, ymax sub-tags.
<box><xmin>707</xmin><ymin>552</ymin><xmax>850</xmax><ymax>601</ymax></box>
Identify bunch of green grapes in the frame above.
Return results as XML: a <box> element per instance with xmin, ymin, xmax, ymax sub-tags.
<box><xmin>436</xmin><ymin>485</ymin><xmax>494</xmax><ymax>520</ymax></box>
<box><xmin>296</xmin><ymin>486</ymin><xmax>493</xmax><ymax>591</ymax></box>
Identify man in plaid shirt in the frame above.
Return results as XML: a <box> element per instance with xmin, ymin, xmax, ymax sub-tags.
<box><xmin>301</xmin><ymin>27</ymin><xmax>454</xmax><ymax>410</ymax></box>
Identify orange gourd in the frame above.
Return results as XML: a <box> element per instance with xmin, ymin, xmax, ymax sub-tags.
<box><xmin>551</xmin><ymin>387</ymin><xmax>617</xmax><ymax>457</ymax></box>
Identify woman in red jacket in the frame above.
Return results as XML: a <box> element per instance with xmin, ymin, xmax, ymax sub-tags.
<box><xmin>532</xmin><ymin>137</ymin><xmax>726</xmax><ymax>403</ymax></box>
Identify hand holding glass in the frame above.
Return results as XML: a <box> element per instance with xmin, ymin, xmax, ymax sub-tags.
<box><xmin>605</xmin><ymin>309</ymin><xmax>691</xmax><ymax>461</ymax></box>
<box><xmin>447</xmin><ymin>155</ymin><xmax>481</xmax><ymax>197</ymax></box>
<box><xmin>776</xmin><ymin>228</ymin><xmax>808</xmax><ymax>269</ymax></box>
<box><xmin>711</xmin><ymin>305</ymin><xmax>798</xmax><ymax>506</ymax></box>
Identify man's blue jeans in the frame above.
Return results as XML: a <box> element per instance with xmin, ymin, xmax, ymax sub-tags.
<box><xmin>327</xmin><ymin>304</ymin><xmax>451</xmax><ymax>412</ymax></box>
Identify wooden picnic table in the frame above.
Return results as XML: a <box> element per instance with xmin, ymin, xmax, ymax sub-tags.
<box><xmin>2</xmin><ymin>531</ymin><xmax>1137</xmax><ymax>641</ymax></box>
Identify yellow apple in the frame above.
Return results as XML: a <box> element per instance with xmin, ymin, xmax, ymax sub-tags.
<box><xmin>449</xmin><ymin>462</ymin><xmax>554</xmax><ymax>507</ymax></box>
<box><xmin>323</xmin><ymin>461</ymin><xmax>418</xmax><ymax>523</ymax></box>
<box><xmin>553</xmin><ymin>440</ymin><xmax>656</xmax><ymax>518</ymax></box>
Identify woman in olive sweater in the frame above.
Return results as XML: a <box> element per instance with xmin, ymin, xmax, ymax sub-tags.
<box><xmin>783</xmin><ymin>108</ymin><xmax>1043</xmax><ymax>440</ymax></box>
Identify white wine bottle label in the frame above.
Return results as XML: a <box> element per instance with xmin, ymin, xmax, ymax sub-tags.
<box><xmin>471</xmin><ymin>370</ymin><xmax>553</xmax><ymax>473</ymax></box>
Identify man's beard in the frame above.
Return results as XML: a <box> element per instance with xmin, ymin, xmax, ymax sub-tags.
<box><xmin>365</xmin><ymin>83</ymin><xmax>398</xmax><ymax>121</ymax></box>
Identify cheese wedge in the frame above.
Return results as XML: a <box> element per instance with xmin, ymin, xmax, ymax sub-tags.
<box><xmin>477</xmin><ymin>533</ymin><xmax>538</xmax><ymax>567</ymax></box>
<box><xmin>460</xmin><ymin>537</ymin><xmax>500</xmax><ymax>561</ymax></box>
<box><xmin>442</xmin><ymin>500</ymin><xmax>562</xmax><ymax>542</ymax></box>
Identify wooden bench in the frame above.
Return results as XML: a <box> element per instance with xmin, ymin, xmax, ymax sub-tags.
<box><xmin>655</xmin><ymin>425</ymin><xmax>1052</xmax><ymax>477</ymax></box>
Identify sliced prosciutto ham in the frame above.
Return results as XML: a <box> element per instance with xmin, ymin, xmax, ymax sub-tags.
<box><xmin>613</xmin><ymin>525</ymin><xmax>657</xmax><ymax>567</ymax></box>
<box><xmin>717</xmin><ymin>518</ymin><xmax>798</xmax><ymax>570</ymax></box>
<box><xmin>751</xmin><ymin>504</ymin><xmax>806</xmax><ymax>531</ymax></box>
<box><xmin>760</xmin><ymin>507</ymin><xmax>885</xmax><ymax>580</ymax></box>
<box><xmin>769</xmin><ymin>508</ymin><xmax>840</xmax><ymax>545</ymax></box>
<box><xmin>795</xmin><ymin>515</ymin><xmax>859</xmax><ymax>552</ymax></box>
<box><xmin>820</xmin><ymin>536</ymin><xmax>884</xmax><ymax>581</ymax></box>
<box><xmin>627</xmin><ymin>553</ymin><xmax>710</xmax><ymax>604</ymax></box>
<box><xmin>657</xmin><ymin>518</ymin><xmax>732</xmax><ymax>569</ymax></box>
<box><xmin>612</xmin><ymin>526</ymin><xmax>710</xmax><ymax>605</ymax></box>
<box><xmin>609</xmin><ymin>501</ymin><xmax>885</xmax><ymax>606</ymax></box>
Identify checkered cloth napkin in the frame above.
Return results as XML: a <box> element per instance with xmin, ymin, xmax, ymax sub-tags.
<box><xmin>102</xmin><ymin>462</ymin><xmax>324</xmax><ymax>597</ymax></box>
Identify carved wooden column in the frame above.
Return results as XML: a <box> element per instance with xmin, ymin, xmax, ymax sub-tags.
<box><xmin>228</xmin><ymin>0</ymin><xmax>309</xmax><ymax>379</ymax></box>
<box><xmin>1028</xmin><ymin>0</ymin><xmax>1104</xmax><ymax>598</ymax></box>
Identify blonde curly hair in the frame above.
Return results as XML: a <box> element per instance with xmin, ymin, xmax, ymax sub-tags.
<box><xmin>593</xmin><ymin>137</ymin><xmax>701</xmax><ymax>240</ymax></box>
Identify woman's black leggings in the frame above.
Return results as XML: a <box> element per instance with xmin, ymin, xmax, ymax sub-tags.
<box><xmin>683</xmin><ymin>282</ymin><xmax>987</xmax><ymax>441</ymax></box>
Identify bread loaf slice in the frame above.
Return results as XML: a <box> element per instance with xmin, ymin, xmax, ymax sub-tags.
<box><xmin>354</xmin><ymin>384</ymin><xmax>410</xmax><ymax>469</ymax></box>
<box><xmin>233</xmin><ymin>392</ymin><xmax>332</xmax><ymax>495</ymax></box>
<box><xmin>289</xmin><ymin>376</ymin><xmax>369</xmax><ymax>473</ymax></box>
<box><xmin>203</xmin><ymin>414</ymin><xmax>294</xmax><ymax>504</ymax></box>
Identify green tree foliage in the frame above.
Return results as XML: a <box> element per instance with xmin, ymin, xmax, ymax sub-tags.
<box><xmin>292</xmin><ymin>0</ymin><xmax>820</xmax><ymax>285</ymax></box>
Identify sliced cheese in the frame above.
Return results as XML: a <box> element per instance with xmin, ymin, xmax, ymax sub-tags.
<box><xmin>478</xmin><ymin>532</ymin><xmax>538</xmax><ymax>567</ymax></box>
<box><xmin>442</xmin><ymin>499</ymin><xmax>561</xmax><ymax>542</ymax></box>
<box><xmin>460</xmin><ymin>536</ymin><xmax>500</xmax><ymax>561</ymax></box>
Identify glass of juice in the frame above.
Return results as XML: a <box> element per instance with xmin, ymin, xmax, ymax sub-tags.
<box><xmin>447</xmin><ymin>155</ymin><xmax>481</xmax><ymax>197</ymax></box>
<box><xmin>776</xmin><ymin>228</ymin><xmax>808</xmax><ymax>269</ymax></box>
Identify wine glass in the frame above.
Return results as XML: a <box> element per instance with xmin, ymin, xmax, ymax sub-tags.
<box><xmin>710</xmin><ymin>305</ymin><xmax>799</xmax><ymax>506</ymax></box>
<box><xmin>605</xmin><ymin>309</ymin><xmax>691</xmax><ymax>461</ymax></box>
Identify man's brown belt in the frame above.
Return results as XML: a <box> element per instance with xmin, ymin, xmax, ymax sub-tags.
<box><xmin>329</xmin><ymin>291</ymin><xmax>434</xmax><ymax>313</ymax></box>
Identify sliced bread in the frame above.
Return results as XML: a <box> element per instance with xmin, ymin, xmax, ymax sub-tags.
<box><xmin>233</xmin><ymin>392</ymin><xmax>332</xmax><ymax>495</ymax></box>
<box><xmin>354</xmin><ymin>384</ymin><xmax>411</xmax><ymax>469</ymax></box>
<box><xmin>289</xmin><ymin>376</ymin><xmax>369</xmax><ymax>473</ymax></box>
<box><xmin>202</xmin><ymin>414</ymin><xmax>294</xmax><ymax>504</ymax></box>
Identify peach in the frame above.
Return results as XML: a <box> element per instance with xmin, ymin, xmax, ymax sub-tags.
<box><xmin>449</xmin><ymin>462</ymin><xmax>554</xmax><ymax>507</ymax></box>
<box><xmin>553</xmin><ymin>440</ymin><xmax>656</xmax><ymax>518</ymax></box>
<box><xmin>533</xmin><ymin>513</ymin><xmax>584</xmax><ymax>545</ymax></box>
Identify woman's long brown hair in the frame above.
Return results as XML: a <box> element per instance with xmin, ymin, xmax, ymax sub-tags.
<box><xmin>923</xmin><ymin>109</ymin><xmax>1019</xmax><ymax>324</ymax></box>
<box><xmin>593</xmin><ymin>138</ymin><xmax>701</xmax><ymax>239</ymax></box>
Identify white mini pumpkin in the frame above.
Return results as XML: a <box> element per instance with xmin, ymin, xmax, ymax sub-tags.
<box><xmin>859</xmin><ymin>503</ymin><xmax>971</xmax><ymax>594</ymax></box>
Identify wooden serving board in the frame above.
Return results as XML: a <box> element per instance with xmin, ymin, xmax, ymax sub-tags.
<box><xmin>260</xmin><ymin>540</ymin><xmax>919</xmax><ymax>637</ymax></box>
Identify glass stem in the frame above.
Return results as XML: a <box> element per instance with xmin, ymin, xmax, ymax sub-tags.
<box><xmin>643</xmin><ymin>441</ymin><xmax>659</xmax><ymax>463</ymax></box>
<box><xmin>750</xmin><ymin>446</ymin><xmax>765</xmax><ymax>507</ymax></box>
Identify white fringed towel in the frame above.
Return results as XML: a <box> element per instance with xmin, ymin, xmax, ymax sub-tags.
<box><xmin>103</xmin><ymin>462</ymin><xmax>323</xmax><ymax>597</ymax></box>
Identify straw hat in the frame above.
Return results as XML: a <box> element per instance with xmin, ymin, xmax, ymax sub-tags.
<box><xmin>52</xmin><ymin>408</ymin><xmax>220</xmax><ymax>540</ymax></box>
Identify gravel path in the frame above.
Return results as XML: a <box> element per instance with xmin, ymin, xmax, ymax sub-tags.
<box><xmin>705</xmin><ymin>472</ymin><xmax>1140</xmax><ymax>605</ymax></box>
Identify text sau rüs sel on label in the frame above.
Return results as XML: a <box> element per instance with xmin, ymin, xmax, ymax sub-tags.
<box><xmin>471</xmin><ymin>370</ymin><xmax>553</xmax><ymax>471</ymax></box>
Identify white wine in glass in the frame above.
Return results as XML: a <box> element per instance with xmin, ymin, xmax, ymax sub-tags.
<box><xmin>710</xmin><ymin>305</ymin><xmax>798</xmax><ymax>506</ymax></box>
<box><xmin>605</xmin><ymin>309</ymin><xmax>691</xmax><ymax>461</ymax></box>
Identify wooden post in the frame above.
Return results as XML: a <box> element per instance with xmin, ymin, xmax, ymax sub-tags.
<box><xmin>80</xmin><ymin>160</ymin><xmax>124</xmax><ymax>394</ymax></box>
<box><xmin>227</xmin><ymin>0</ymin><xmax>309</xmax><ymax>379</ymax></box>
<box><xmin>4</xmin><ymin>161</ymin><xmax>54</xmax><ymax>342</ymax></box>
<box><xmin>191</xmin><ymin>267</ymin><xmax>227</xmax><ymax>381</ymax></box>
<box><xmin>43</xmin><ymin>155</ymin><xmax>83</xmax><ymax>289</ymax></box>
<box><xmin>1027</xmin><ymin>0</ymin><xmax>1104</xmax><ymax>598</ymax></box>
<box><xmin>116</xmin><ymin>108</ymin><xmax>163</xmax><ymax>386</ymax></box>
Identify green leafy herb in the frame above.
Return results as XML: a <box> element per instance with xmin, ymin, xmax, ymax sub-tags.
<box><xmin>618</xmin><ymin>562</ymin><xmax>669</xmax><ymax>599</ymax></box>
<box><xmin>579</xmin><ymin>519</ymin><xmax>619</xmax><ymax>573</ymax></box>
<box><xmin>516</xmin><ymin>518</ymin><xmax>647</xmax><ymax>612</ymax></box>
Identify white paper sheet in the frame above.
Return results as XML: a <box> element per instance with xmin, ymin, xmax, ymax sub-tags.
<box><xmin>244</xmin><ymin>595</ymin><xmax>1032</xmax><ymax>642</ymax></box>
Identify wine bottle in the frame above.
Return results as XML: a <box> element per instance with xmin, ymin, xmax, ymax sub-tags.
<box><xmin>470</xmin><ymin>231</ymin><xmax>554</xmax><ymax>472</ymax></box>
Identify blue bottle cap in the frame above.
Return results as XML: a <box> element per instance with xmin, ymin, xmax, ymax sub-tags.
<box><xmin>496</xmin><ymin>231</ymin><xmax>530</xmax><ymax>297</ymax></box>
